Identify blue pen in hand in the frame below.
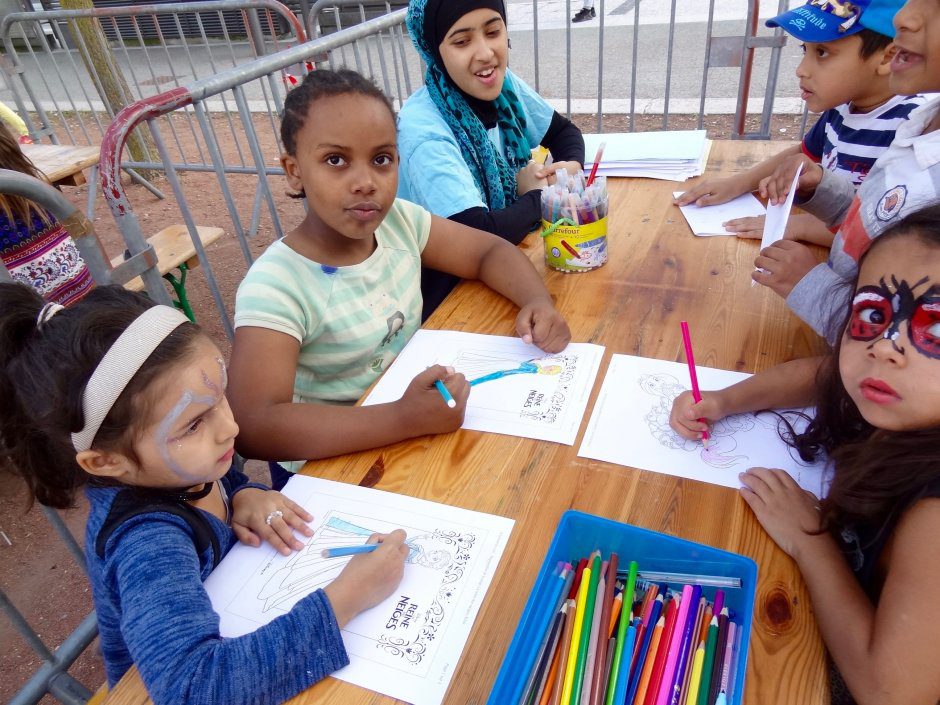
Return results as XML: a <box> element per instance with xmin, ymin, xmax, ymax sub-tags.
<box><xmin>434</xmin><ymin>379</ymin><xmax>456</xmax><ymax>408</ymax></box>
<box><xmin>320</xmin><ymin>544</ymin><xmax>380</xmax><ymax>559</ymax></box>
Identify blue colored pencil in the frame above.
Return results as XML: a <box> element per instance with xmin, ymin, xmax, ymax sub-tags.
<box><xmin>625</xmin><ymin>594</ymin><xmax>665</xmax><ymax>705</ymax></box>
<box><xmin>320</xmin><ymin>543</ymin><xmax>379</xmax><ymax>558</ymax></box>
<box><xmin>434</xmin><ymin>379</ymin><xmax>456</xmax><ymax>408</ymax></box>
<box><xmin>610</xmin><ymin>623</ymin><xmax>637</xmax><ymax>705</ymax></box>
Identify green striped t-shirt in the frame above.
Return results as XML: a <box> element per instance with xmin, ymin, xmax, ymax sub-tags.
<box><xmin>234</xmin><ymin>198</ymin><xmax>431</xmax><ymax>413</ymax></box>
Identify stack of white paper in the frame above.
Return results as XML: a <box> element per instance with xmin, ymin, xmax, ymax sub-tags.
<box><xmin>583</xmin><ymin>131</ymin><xmax>711</xmax><ymax>181</ymax></box>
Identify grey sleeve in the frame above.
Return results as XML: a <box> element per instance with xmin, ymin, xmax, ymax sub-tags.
<box><xmin>786</xmin><ymin>262</ymin><xmax>852</xmax><ymax>344</ymax></box>
<box><xmin>795</xmin><ymin>168</ymin><xmax>857</xmax><ymax>229</ymax></box>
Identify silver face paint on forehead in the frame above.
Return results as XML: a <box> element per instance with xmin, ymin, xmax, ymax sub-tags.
<box><xmin>199</xmin><ymin>358</ymin><xmax>228</xmax><ymax>397</ymax></box>
<box><xmin>154</xmin><ymin>389</ymin><xmax>217</xmax><ymax>484</ymax></box>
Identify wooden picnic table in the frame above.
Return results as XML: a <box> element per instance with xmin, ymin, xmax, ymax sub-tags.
<box><xmin>21</xmin><ymin>143</ymin><xmax>100</xmax><ymax>187</ymax></box>
<box><xmin>101</xmin><ymin>138</ymin><xmax>830</xmax><ymax>705</ymax></box>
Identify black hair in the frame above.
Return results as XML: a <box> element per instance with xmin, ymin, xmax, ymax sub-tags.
<box><xmin>856</xmin><ymin>27</ymin><xmax>893</xmax><ymax>59</ymax></box>
<box><xmin>280</xmin><ymin>68</ymin><xmax>396</xmax><ymax>200</ymax></box>
<box><xmin>0</xmin><ymin>284</ymin><xmax>204</xmax><ymax>509</ymax></box>
<box><xmin>791</xmin><ymin>205</ymin><xmax>940</xmax><ymax>530</ymax></box>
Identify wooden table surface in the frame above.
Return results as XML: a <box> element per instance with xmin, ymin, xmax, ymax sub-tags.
<box><xmin>102</xmin><ymin>139</ymin><xmax>829</xmax><ymax>705</ymax></box>
<box><xmin>21</xmin><ymin>143</ymin><xmax>100</xmax><ymax>186</ymax></box>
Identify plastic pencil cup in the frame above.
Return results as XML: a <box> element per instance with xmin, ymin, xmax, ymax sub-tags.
<box><xmin>541</xmin><ymin>195</ymin><xmax>609</xmax><ymax>273</ymax></box>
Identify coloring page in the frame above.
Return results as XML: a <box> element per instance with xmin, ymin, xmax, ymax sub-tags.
<box><xmin>362</xmin><ymin>330</ymin><xmax>605</xmax><ymax>445</ymax></box>
<box><xmin>204</xmin><ymin>476</ymin><xmax>513</xmax><ymax>705</ymax></box>
<box><xmin>578</xmin><ymin>354</ymin><xmax>831</xmax><ymax>496</ymax></box>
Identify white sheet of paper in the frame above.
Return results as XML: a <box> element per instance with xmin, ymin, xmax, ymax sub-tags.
<box><xmin>584</xmin><ymin>130</ymin><xmax>708</xmax><ymax>163</ymax></box>
<box><xmin>672</xmin><ymin>191</ymin><xmax>766</xmax><ymax>237</ymax></box>
<box><xmin>759</xmin><ymin>163</ymin><xmax>803</xmax><ymax>250</ymax></box>
<box><xmin>204</xmin><ymin>476</ymin><xmax>513</xmax><ymax>705</ymax></box>
<box><xmin>578</xmin><ymin>355</ymin><xmax>831</xmax><ymax>497</ymax></box>
<box><xmin>363</xmin><ymin>330</ymin><xmax>605</xmax><ymax>446</ymax></box>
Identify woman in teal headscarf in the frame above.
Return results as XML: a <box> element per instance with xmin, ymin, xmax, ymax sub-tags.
<box><xmin>398</xmin><ymin>0</ymin><xmax>585</xmax><ymax>319</ymax></box>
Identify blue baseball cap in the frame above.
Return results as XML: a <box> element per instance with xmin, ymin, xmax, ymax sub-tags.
<box><xmin>766</xmin><ymin>0</ymin><xmax>904</xmax><ymax>42</ymax></box>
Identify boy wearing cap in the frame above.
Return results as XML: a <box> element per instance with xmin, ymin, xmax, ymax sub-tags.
<box><xmin>752</xmin><ymin>0</ymin><xmax>940</xmax><ymax>342</ymax></box>
<box><xmin>676</xmin><ymin>0</ymin><xmax>924</xmax><ymax>246</ymax></box>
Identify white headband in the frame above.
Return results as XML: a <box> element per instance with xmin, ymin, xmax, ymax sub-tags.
<box><xmin>71</xmin><ymin>306</ymin><xmax>190</xmax><ymax>453</ymax></box>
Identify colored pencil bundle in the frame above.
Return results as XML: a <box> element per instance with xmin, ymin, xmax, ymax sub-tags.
<box><xmin>517</xmin><ymin>554</ymin><xmax>743</xmax><ymax>705</ymax></box>
<box><xmin>540</xmin><ymin>169</ymin><xmax>609</xmax><ymax>226</ymax></box>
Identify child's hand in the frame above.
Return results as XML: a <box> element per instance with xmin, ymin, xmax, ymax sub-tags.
<box><xmin>231</xmin><ymin>487</ymin><xmax>314</xmax><ymax>556</ymax></box>
<box><xmin>516</xmin><ymin>160</ymin><xmax>548</xmax><ymax>195</ymax></box>
<box><xmin>675</xmin><ymin>174</ymin><xmax>746</xmax><ymax>207</ymax></box>
<box><xmin>725</xmin><ymin>213</ymin><xmax>827</xmax><ymax>244</ymax></box>
<box><xmin>752</xmin><ymin>240</ymin><xmax>818</xmax><ymax>298</ymax></box>
<box><xmin>323</xmin><ymin>529</ymin><xmax>409</xmax><ymax>627</ymax></box>
<box><xmin>399</xmin><ymin>365</ymin><xmax>469</xmax><ymax>435</ymax></box>
<box><xmin>536</xmin><ymin>160</ymin><xmax>582</xmax><ymax>184</ymax></box>
<box><xmin>516</xmin><ymin>298</ymin><xmax>571</xmax><ymax>353</ymax></box>
<box><xmin>739</xmin><ymin>467</ymin><xmax>824</xmax><ymax>560</ymax></box>
<box><xmin>669</xmin><ymin>390</ymin><xmax>726</xmax><ymax>441</ymax></box>
<box><xmin>758</xmin><ymin>155</ymin><xmax>824</xmax><ymax>206</ymax></box>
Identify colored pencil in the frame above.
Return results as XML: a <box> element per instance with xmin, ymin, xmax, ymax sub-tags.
<box><xmin>520</xmin><ymin>566</ymin><xmax>574</xmax><ymax>705</ymax></box>
<box><xmin>707</xmin><ymin>610</ymin><xmax>729</xmax><ymax>705</ymax></box>
<box><xmin>610</xmin><ymin>624</ymin><xmax>637</xmax><ymax>705</ymax></box>
<box><xmin>656</xmin><ymin>584</ymin><xmax>694</xmax><ymax>705</ymax></box>
<box><xmin>711</xmin><ymin>591</ymin><xmax>725</xmax><ymax>622</ymax></box>
<box><xmin>586</xmin><ymin>141</ymin><xmax>606</xmax><ymax>187</ymax></box>
<box><xmin>572</xmin><ymin>554</ymin><xmax>603</xmax><ymax>704</ymax></box>
<box><xmin>695</xmin><ymin>616</ymin><xmax>719</xmax><ymax>705</ymax></box>
<box><xmin>536</xmin><ymin>604</ymin><xmax>570</xmax><ymax>705</ymax></box>
<box><xmin>605</xmin><ymin>561</ymin><xmax>638</xmax><ymax>705</ymax></box>
<box><xmin>670</xmin><ymin>591</ymin><xmax>703</xmax><ymax>705</ymax></box>
<box><xmin>608</xmin><ymin>590</ymin><xmax>623</xmax><ymax>638</ymax></box>
<box><xmin>625</xmin><ymin>594</ymin><xmax>664</xmax><ymax>705</ymax></box>
<box><xmin>634</xmin><ymin>613</ymin><xmax>666</xmax><ymax>705</ymax></box>
<box><xmin>590</xmin><ymin>554</ymin><xmax>619</xmax><ymax>705</ymax></box>
<box><xmin>601</xmin><ymin>636</ymin><xmax>616</xmax><ymax>703</ymax></box>
<box><xmin>697</xmin><ymin>605</ymin><xmax>713</xmax><ymax>646</ymax></box>
<box><xmin>719</xmin><ymin>622</ymin><xmax>735</xmax><ymax>698</ymax></box>
<box><xmin>643</xmin><ymin>596</ymin><xmax>679</xmax><ymax>705</ymax></box>
<box><xmin>629</xmin><ymin>585</ymin><xmax>660</xmax><ymax>678</ymax></box>
<box><xmin>561</xmin><ymin>567</ymin><xmax>592</xmax><ymax>705</ymax></box>
<box><xmin>679</xmin><ymin>597</ymin><xmax>706</xmax><ymax>704</ymax></box>
<box><xmin>683</xmin><ymin>641</ymin><xmax>706</xmax><ymax>705</ymax></box>
<box><xmin>570</xmin><ymin>559</ymin><xmax>589</xmax><ymax>599</ymax></box>
<box><xmin>580</xmin><ymin>572</ymin><xmax>607</xmax><ymax>704</ymax></box>
<box><xmin>679</xmin><ymin>320</ymin><xmax>710</xmax><ymax>447</ymax></box>
<box><xmin>433</xmin><ymin>378</ymin><xmax>456</xmax><ymax>408</ymax></box>
<box><xmin>550</xmin><ymin>599</ymin><xmax>578</xmax><ymax>705</ymax></box>
<box><xmin>320</xmin><ymin>543</ymin><xmax>378</xmax><ymax>558</ymax></box>
<box><xmin>526</xmin><ymin>609</ymin><xmax>567</xmax><ymax>705</ymax></box>
<box><xmin>725</xmin><ymin>623</ymin><xmax>742</xmax><ymax>702</ymax></box>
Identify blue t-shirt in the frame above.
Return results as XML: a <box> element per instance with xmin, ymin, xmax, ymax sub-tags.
<box><xmin>397</xmin><ymin>69</ymin><xmax>555</xmax><ymax>217</ymax></box>
<box><xmin>801</xmin><ymin>94</ymin><xmax>926</xmax><ymax>187</ymax></box>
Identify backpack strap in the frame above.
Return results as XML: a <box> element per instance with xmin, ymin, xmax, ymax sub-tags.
<box><xmin>95</xmin><ymin>489</ymin><xmax>221</xmax><ymax>568</ymax></box>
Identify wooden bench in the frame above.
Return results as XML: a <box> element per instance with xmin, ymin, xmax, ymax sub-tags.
<box><xmin>111</xmin><ymin>224</ymin><xmax>225</xmax><ymax>321</ymax></box>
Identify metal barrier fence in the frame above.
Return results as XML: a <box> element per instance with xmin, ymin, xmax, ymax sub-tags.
<box><xmin>0</xmin><ymin>0</ymin><xmax>306</xmax><ymax>161</ymax></box>
<box><xmin>303</xmin><ymin>0</ymin><xmax>791</xmax><ymax>138</ymax></box>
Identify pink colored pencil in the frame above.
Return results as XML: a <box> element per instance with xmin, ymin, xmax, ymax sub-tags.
<box><xmin>655</xmin><ymin>585</ymin><xmax>694</xmax><ymax>705</ymax></box>
<box><xmin>586</xmin><ymin>141</ymin><xmax>606</xmax><ymax>186</ymax></box>
<box><xmin>679</xmin><ymin>321</ymin><xmax>710</xmax><ymax>447</ymax></box>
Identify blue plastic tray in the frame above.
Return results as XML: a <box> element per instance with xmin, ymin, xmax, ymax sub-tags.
<box><xmin>487</xmin><ymin>510</ymin><xmax>757</xmax><ymax>705</ymax></box>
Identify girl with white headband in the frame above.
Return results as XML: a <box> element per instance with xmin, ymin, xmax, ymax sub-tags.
<box><xmin>0</xmin><ymin>283</ymin><xmax>408</xmax><ymax>705</ymax></box>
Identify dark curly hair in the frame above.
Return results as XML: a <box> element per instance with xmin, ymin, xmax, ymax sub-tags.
<box><xmin>791</xmin><ymin>206</ymin><xmax>940</xmax><ymax>530</ymax></box>
<box><xmin>0</xmin><ymin>284</ymin><xmax>204</xmax><ymax>508</ymax></box>
<box><xmin>280</xmin><ymin>68</ymin><xmax>396</xmax><ymax>199</ymax></box>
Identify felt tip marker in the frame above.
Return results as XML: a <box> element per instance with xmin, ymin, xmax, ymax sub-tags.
<box><xmin>434</xmin><ymin>379</ymin><xmax>457</xmax><ymax>408</ymax></box>
<box><xmin>321</xmin><ymin>544</ymin><xmax>380</xmax><ymax>559</ymax></box>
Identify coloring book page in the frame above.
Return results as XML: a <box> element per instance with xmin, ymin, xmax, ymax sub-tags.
<box><xmin>362</xmin><ymin>330</ymin><xmax>605</xmax><ymax>445</ymax></box>
<box><xmin>672</xmin><ymin>191</ymin><xmax>766</xmax><ymax>237</ymax></box>
<box><xmin>578</xmin><ymin>355</ymin><xmax>831</xmax><ymax>497</ymax></box>
<box><xmin>204</xmin><ymin>476</ymin><xmax>513</xmax><ymax>705</ymax></box>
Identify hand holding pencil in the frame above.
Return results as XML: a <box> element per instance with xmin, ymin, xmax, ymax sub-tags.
<box><xmin>401</xmin><ymin>365</ymin><xmax>469</xmax><ymax>431</ymax></box>
<box><xmin>668</xmin><ymin>390</ymin><xmax>726</xmax><ymax>444</ymax></box>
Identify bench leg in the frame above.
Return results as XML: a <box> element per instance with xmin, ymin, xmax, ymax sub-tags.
<box><xmin>162</xmin><ymin>264</ymin><xmax>196</xmax><ymax>323</ymax></box>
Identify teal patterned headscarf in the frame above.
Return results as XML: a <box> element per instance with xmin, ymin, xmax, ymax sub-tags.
<box><xmin>407</xmin><ymin>0</ymin><xmax>532</xmax><ymax>210</ymax></box>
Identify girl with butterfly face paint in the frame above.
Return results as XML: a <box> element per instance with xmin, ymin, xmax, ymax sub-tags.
<box><xmin>669</xmin><ymin>205</ymin><xmax>940</xmax><ymax>704</ymax></box>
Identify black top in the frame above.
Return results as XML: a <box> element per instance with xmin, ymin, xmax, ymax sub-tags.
<box><xmin>420</xmin><ymin>110</ymin><xmax>585</xmax><ymax>320</ymax></box>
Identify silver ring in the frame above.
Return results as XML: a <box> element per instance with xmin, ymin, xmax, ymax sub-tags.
<box><xmin>265</xmin><ymin>510</ymin><xmax>283</xmax><ymax>526</ymax></box>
